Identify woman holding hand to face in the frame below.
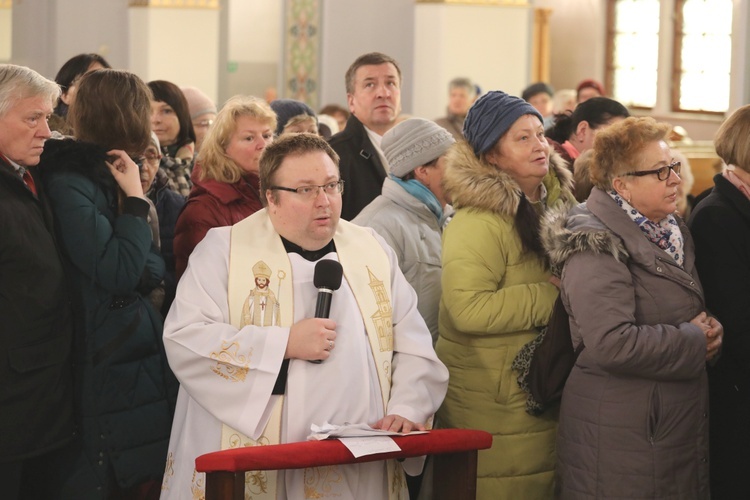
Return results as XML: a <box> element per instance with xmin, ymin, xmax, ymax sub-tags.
<box><xmin>173</xmin><ymin>95</ymin><xmax>276</xmax><ymax>280</ymax></box>
<box><xmin>544</xmin><ymin>116</ymin><xmax>721</xmax><ymax>499</ymax></box>
<box><xmin>37</xmin><ymin>69</ymin><xmax>177</xmax><ymax>499</ymax></box>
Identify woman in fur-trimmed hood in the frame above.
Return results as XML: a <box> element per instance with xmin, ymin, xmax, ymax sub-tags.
<box><xmin>542</xmin><ymin>116</ymin><xmax>719</xmax><ymax>499</ymax></box>
<box><xmin>436</xmin><ymin>90</ymin><xmax>574</xmax><ymax>500</ymax></box>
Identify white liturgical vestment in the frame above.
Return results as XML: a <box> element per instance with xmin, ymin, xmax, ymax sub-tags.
<box><xmin>159</xmin><ymin>222</ymin><xmax>448</xmax><ymax>500</ymax></box>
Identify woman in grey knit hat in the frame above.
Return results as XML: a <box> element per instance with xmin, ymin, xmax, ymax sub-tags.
<box><xmin>353</xmin><ymin>117</ymin><xmax>454</xmax><ymax>344</ymax></box>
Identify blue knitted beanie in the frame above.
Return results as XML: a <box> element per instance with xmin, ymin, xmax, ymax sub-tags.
<box><xmin>462</xmin><ymin>90</ymin><xmax>543</xmax><ymax>156</ymax></box>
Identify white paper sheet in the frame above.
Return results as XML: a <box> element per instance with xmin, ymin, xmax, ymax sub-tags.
<box><xmin>338</xmin><ymin>436</ymin><xmax>402</xmax><ymax>458</ymax></box>
<box><xmin>307</xmin><ymin>421</ymin><xmax>429</xmax><ymax>441</ymax></box>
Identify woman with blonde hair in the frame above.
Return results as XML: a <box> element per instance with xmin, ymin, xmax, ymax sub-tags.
<box><xmin>544</xmin><ymin>116</ymin><xmax>721</xmax><ymax>499</ymax></box>
<box><xmin>689</xmin><ymin>104</ymin><xmax>750</xmax><ymax>499</ymax></box>
<box><xmin>173</xmin><ymin>95</ymin><xmax>276</xmax><ymax>279</ymax></box>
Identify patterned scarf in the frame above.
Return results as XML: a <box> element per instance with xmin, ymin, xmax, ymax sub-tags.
<box><xmin>608</xmin><ymin>190</ymin><xmax>685</xmax><ymax>267</ymax></box>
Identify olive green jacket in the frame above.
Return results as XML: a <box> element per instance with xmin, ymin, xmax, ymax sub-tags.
<box><xmin>437</xmin><ymin>140</ymin><xmax>574</xmax><ymax>499</ymax></box>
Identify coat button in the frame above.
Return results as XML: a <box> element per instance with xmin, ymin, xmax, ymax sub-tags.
<box><xmin>690</xmin><ymin>281</ymin><xmax>695</xmax><ymax>286</ymax></box>
<box><xmin>98</xmin><ymin>460</ymin><xmax>104</xmax><ymax>466</ymax></box>
<box><xmin>656</xmin><ymin>266</ymin><xmax>663</xmax><ymax>272</ymax></box>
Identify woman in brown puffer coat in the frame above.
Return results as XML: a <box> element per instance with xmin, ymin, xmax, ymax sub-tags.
<box><xmin>542</xmin><ymin>117</ymin><xmax>722</xmax><ymax>499</ymax></box>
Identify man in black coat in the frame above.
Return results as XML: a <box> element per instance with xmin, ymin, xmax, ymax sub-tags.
<box><xmin>0</xmin><ymin>64</ymin><xmax>75</xmax><ymax>499</ymax></box>
<box><xmin>328</xmin><ymin>52</ymin><xmax>402</xmax><ymax>220</ymax></box>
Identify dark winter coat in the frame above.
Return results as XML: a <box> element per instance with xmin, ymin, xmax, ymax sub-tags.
<box><xmin>543</xmin><ymin>187</ymin><xmax>710</xmax><ymax>499</ymax></box>
<box><xmin>689</xmin><ymin>173</ymin><xmax>750</xmax><ymax>499</ymax></box>
<box><xmin>328</xmin><ymin>114</ymin><xmax>386</xmax><ymax>220</ymax></box>
<box><xmin>0</xmin><ymin>158</ymin><xmax>75</xmax><ymax>462</ymax></box>
<box><xmin>37</xmin><ymin>139</ymin><xmax>177</xmax><ymax>496</ymax></box>
<box><xmin>173</xmin><ymin>168</ymin><xmax>263</xmax><ymax>280</ymax></box>
<box><xmin>147</xmin><ymin>170</ymin><xmax>186</xmax><ymax>316</ymax></box>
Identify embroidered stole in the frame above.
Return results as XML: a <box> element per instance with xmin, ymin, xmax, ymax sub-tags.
<box><xmin>223</xmin><ymin>209</ymin><xmax>406</xmax><ymax>499</ymax></box>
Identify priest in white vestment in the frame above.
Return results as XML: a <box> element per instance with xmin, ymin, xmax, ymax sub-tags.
<box><xmin>160</xmin><ymin>133</ymin><xmax>449</xmax><ymax>500</ymax></box>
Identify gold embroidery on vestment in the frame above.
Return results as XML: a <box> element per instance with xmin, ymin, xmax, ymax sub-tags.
<box><xmin>191</xmin><ymin>469</ymin><xmax>206</xmax><ymax>500</ymax></box>
<box><xmin>367</xmin><ymin>267</ymin><xmax>393</xmax><ymax>352</ymax></box>
<box><xmin>304</xmin><ymin>465</ymin><xmax>343</xmax><ymax>498</ymax></box>
<box><xmin>209</xmin><ymin>341</ymin><xmax>252</xmax><ymax>381</ymax></box>
<box><xmin>161</xmin><ymin>452</ymin><xmax>175</xmax><ymax>490</ymax></box>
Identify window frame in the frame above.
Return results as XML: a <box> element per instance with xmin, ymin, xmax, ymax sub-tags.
<box><xmin>606</xmin><ymin>0</ymin><xmax>730</xmax><ymax>116</ymax></box>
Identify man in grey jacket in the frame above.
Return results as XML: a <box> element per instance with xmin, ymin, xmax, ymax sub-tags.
<box><xmin>353</xmin><ymin>118</ymin><xmax>454</xmax><ymax>343</ymax></box>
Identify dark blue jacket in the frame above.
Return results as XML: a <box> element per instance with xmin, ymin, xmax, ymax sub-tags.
<box><xmin>147</xmin><ymin>170</ymin><xmax>186</xmax><ymax>317</ymax></box>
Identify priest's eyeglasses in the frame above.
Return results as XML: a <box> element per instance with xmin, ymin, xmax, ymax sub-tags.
<box><xmin>623</xmin><ymin>160</ymin><xmax>681</xmax><ymax>181</ymax></box>
<box><xmin>270</xmin><ymin>179</ymin><xmax>345</xmax><ymax>198</ymax></box>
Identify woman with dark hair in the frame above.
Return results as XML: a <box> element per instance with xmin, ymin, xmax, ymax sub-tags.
<box><xmin>148</xmin><ymin>79</ymin><xmax>196</xmax><ymax>197</ymax></box>
<box><xmin>437</xmin><ymin>90</ymin><xmax>574</xmax><ymax>498</ymax></box>
<box><xmin>546</xmin><ymin>96</ymin><xmax>630</xmax><ymax>167</ymax></box>
<box><xmin>37</xmin><ymin>69</ymin><xmax>177</xmax><ymax>499</ymax></box>
<box><xmin>50</xmin><ymin>53</ymin><xmax>111</xmax><ymax>134</ymax></box>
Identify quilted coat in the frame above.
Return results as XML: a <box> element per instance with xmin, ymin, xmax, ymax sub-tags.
<box><xmin>542</xmin><ymin>187</ymin><xmax>710</xmax><ymax>499</ymax></box>
<box><xmin>436</xmin><ymin>139</ymin><xmax>573</xmax><ymax>499</ymax></box>
<box><xmin>37</xmin><ymin>139</ymin><xmax>178</xmax><ymax>497</ymax></box>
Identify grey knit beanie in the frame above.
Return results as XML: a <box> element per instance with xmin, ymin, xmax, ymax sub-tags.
<box><xmin>382</xmin><ymin>118</ymin><xmax>455</xmax><ymax>178</ymax></box>
<box><xmin>463</xmin><ymin>90</ymin><xmax>543</xmax><ymax>156</ymax></box>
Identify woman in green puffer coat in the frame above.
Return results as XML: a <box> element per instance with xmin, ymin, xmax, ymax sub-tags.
<box><xmin>437</xmin><ymin>90</ymin><xmax>574</xmax><ymax>499</ymax></box>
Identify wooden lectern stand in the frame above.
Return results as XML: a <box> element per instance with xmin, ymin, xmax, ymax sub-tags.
<box><xmin>196</xmin><ymin>428</ymin><xmax>492</xmax><ymax>500</ymax></box>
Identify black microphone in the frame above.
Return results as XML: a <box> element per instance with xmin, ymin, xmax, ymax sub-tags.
<box><xmin>310</xmin><ymin>259</ymin><xmax>343</xmax><ymax>363</ymax></box>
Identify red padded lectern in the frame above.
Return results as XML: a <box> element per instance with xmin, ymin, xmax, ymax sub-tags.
<box><xmin>195</xmin><ymin>428</ymin><xmax>492</xmax><ymax>500</ymax></box>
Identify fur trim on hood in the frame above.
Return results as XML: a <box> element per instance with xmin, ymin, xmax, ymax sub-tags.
<box><xmin>541</xmin><ymin>202</ymin><xmax>629</xmax><ymax>270</ymax></box>
<box><xmin>443</xmin><ymin>139</ymin><xmax>574</xmax><ymax>217</ymax></box>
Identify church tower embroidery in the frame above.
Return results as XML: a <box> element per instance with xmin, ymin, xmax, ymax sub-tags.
<box><xmin>367</xmin><ymin>266</ymin><xmax>393</xmax><ymax>352</ymax></box>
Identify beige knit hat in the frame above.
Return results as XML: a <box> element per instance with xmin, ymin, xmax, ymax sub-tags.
<box><xmin>181</xmin><ymin>86</ymin><xmax>217</xmax><ymax>119</ymax></box>
<box><xmin>382</xmin><ymin>118</ymin><xmax>455</xmax><ymax>178</ymax></box>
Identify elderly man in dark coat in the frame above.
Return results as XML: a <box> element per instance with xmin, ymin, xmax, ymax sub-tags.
<box><xmin>0</xmin><ymin>64</ymin><xmax>75</xmax><ymax>499</ymax></box>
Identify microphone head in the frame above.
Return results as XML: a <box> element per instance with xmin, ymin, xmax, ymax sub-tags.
<box><xmin>313</xmin><ymin>259</ymin><xmax>343</xmax><ymax>290</ymax></box>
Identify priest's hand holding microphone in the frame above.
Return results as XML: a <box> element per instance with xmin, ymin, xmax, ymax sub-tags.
<box><xmin>280</xmin><ymin>259</ymin><xmax>425</xmax><ymax>432</ymax></box>
<box><xmin>283</xmin><ymin>260</ymin><xmax>343</xmax><ymax>363</ymax></box>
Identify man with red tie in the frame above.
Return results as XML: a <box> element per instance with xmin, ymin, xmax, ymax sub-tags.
<box><xmin>0</xmin><ymin>64</ymin><xmax>75</xmax><ymax>499</ymax></box>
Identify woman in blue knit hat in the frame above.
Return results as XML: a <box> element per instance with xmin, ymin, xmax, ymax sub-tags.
<box><xmin>436</xmin><ymin>90</ymin><xmax>575</xmax><ymax>499</ymax></box>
